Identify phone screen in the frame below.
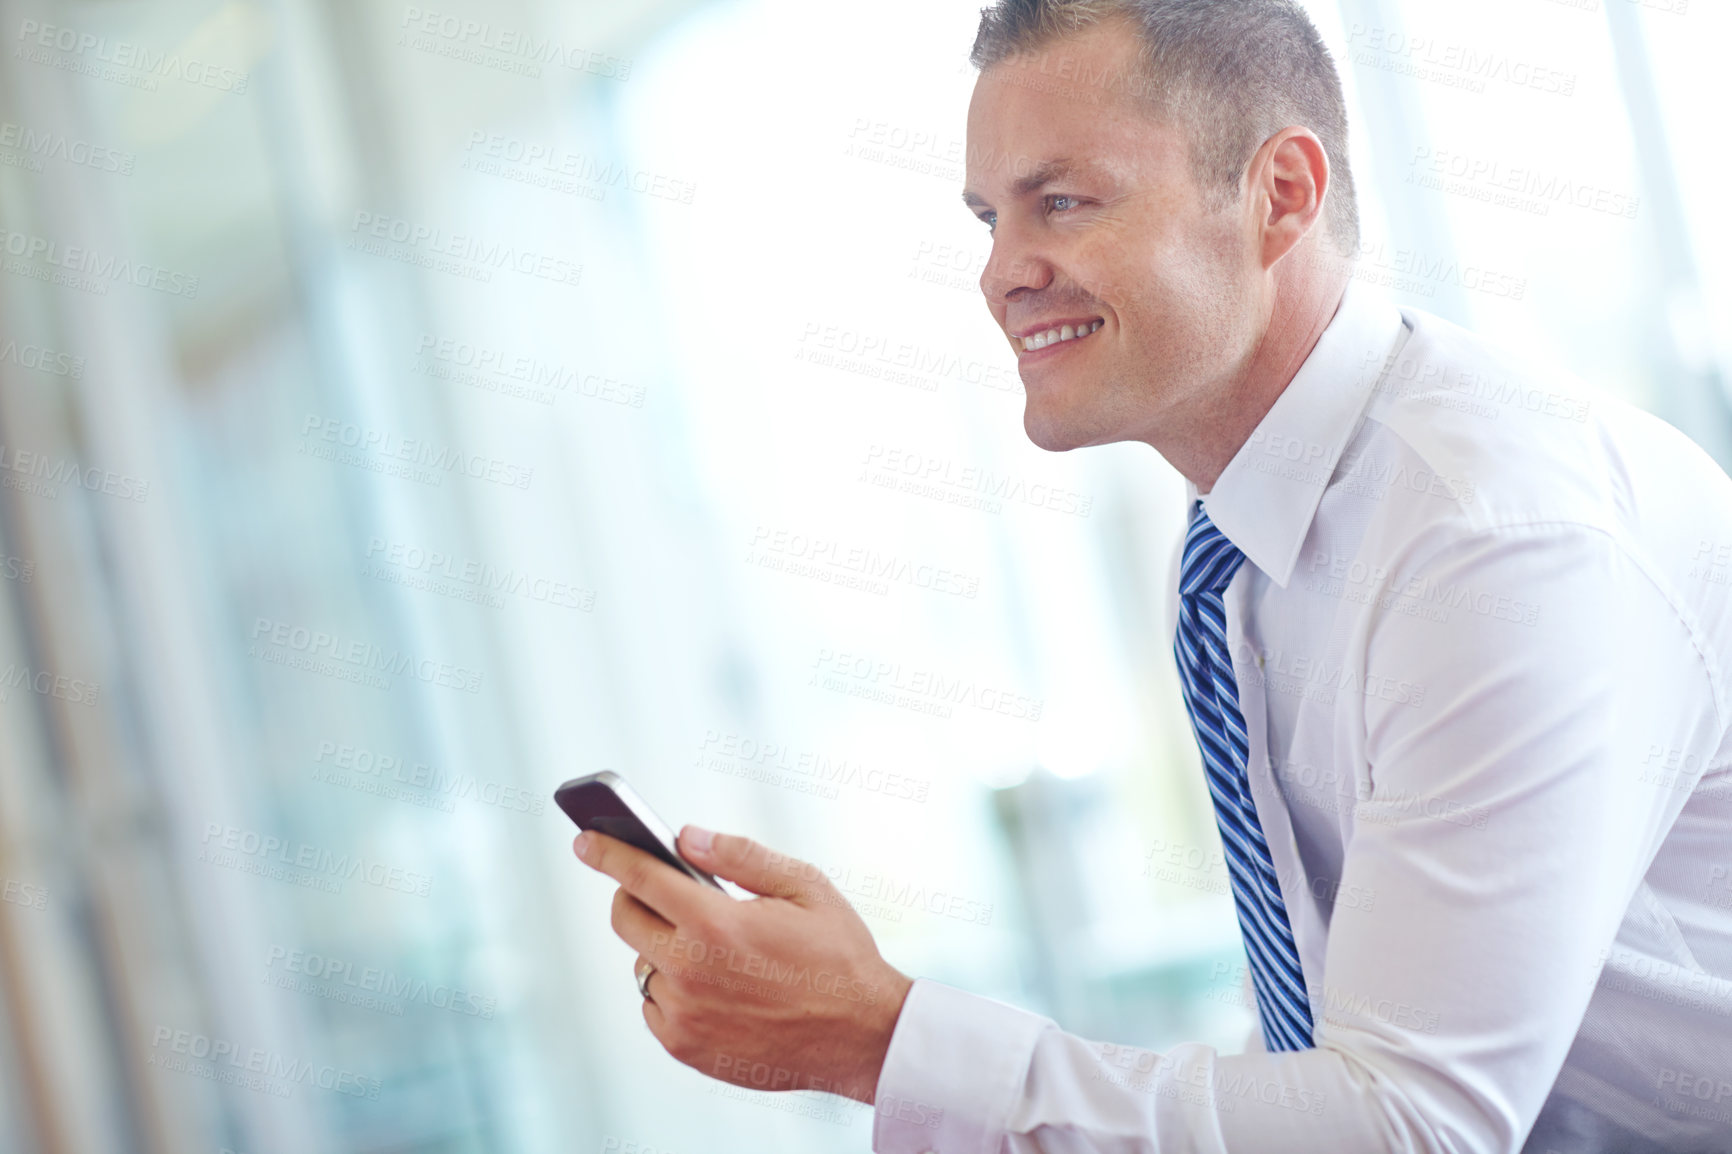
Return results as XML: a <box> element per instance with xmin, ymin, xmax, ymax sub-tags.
<box><xmin>585</xmin><ymin>813</ymin><xmax>691</xmax><ymax>875</ymax></box>
<box><xmin>554</xmin><ymin>772</ymin><xmax>724</xmax><ymax>890</ymax></box>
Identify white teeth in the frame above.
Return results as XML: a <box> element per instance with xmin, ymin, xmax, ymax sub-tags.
<box><xmin>1021</xmin><ymin>321</ymin><xmax>1103</xmax><ymax>351</ymax></box>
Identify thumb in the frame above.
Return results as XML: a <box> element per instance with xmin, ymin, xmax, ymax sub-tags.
<box><xmin>678</xmin><ymin>826</ymin><xmax>827</xmax><ymax>901</ymax></box>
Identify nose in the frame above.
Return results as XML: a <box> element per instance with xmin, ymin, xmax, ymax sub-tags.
<box><xmin>979</xmin><ymin>223</ymin><xmax>1053</xmax><ymax>304</ymax></box>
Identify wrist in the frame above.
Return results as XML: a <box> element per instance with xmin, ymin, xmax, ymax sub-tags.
<box><xmin>841</xmin><ymin>969</ymin><xmax>915</xmax><ymax>1104</ymax></box>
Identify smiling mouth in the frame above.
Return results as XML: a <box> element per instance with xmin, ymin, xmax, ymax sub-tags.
<box><xmin>1020</xmin><ymin>320</ymin><xmax>1103</xmax><ymax>353</ymax></box>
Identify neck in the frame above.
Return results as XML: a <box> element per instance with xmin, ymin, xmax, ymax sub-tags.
<box><xmin>1161</xmin><ymin>259</ymin><xmax>1350</xmax><ymax>495</ymax></box>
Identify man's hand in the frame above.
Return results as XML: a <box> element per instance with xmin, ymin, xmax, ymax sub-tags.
<box><xmin>573</xmin><ymin>825</ymin><xmax>914</xmax><ymax>1103</ymax></box>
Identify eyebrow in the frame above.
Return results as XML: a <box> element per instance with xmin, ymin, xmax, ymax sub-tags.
<box><xmin>962</xmin><ymin>159</ymin><xmax>1078</xmax><ymax>209</ymax></box>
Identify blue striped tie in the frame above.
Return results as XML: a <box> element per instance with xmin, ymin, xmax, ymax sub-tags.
<box><xmin>1174</xmin><ymin>501</ymin><xmax>1315</xmax><ymax>1051</ymax></box>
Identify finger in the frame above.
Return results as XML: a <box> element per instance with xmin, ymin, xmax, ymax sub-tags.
<box><xmin>634</xmin><ymin>953</ymin><xmax>661</xmax><ymax>1003</ymax></box>
<box><xmin>611</xmin><ymin>887</ymin><xmax>675</xmax><ymax>958</ymax></box>
<box><xmin>574</xmin><ymin>831</ymin><xmax>723</xmax><ymax>925</ymax></box>
<box><xmin>634</xmin><ymin>954</ymin><xmax>671</xmax><ymax>1034</ymax></box>
<box><xmin>635</xmin><ymin>954</ymin><xmax>675</xmax><ymax>1043</ymax></box>
<box><xmin>641</xmin><ymin>976</ymin><xmax>669</xmax><ymax>1037</ymax></box>
<box><xmin>677</xmin><ymin>827</ymin><xmax>826</xmax><ymax>901</ymax></box>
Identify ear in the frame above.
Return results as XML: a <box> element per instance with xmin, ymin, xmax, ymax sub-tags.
<box><xmin>1248</xmin><ymin>127</ymin><xmax>1331</xmax><ymax>270</ymax></box>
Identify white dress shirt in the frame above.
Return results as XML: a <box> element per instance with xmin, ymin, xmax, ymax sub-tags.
<box><xmin>871</xmin><ymin>280</ymin><xmax>1732</xmax><ymax>1153</ymax></box>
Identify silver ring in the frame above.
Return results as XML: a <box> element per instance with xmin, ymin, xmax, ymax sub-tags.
<box><xmin>635</xmin><ymin>958</ymin><xmax>656</xmax><ymax>1000</ymax></box>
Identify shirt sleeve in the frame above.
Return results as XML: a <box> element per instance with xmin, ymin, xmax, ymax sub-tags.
<box><xmin>873</xmin><ymin>521</ymin><xmax>1697</xmax><ymax>1153</ymax></box>
<box><xmin>872</xmin><ymin>978</ymin><xmax>1054</xmax><ymax>1153</ymax></box>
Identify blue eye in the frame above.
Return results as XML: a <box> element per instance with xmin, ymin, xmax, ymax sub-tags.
<box><xmin>1049</xmin><ymin>195</ymin><xmax>1079</xmax><ymax>212</ymax></box>
<box><xmin>978</xmin><ymin>211</ymin><xmax>997</xmax><ymax>233</ymax></box>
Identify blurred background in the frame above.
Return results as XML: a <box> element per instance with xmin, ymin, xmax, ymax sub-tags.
<box><xmin>0</xmin><ymin>0</ymin><xmax>1726</xmax><ymax>1150</ymax></box>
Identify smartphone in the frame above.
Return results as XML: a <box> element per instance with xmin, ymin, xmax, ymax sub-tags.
<box><xmin>554</xmin><ymin>770</ymin><xmax>725</xmax><ymax>891</ymax></box>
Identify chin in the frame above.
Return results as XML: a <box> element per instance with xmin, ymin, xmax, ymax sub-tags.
<box><xmin>1022</xmin><ymin>404</ymin><xmax>1097</xmax><ymax>453</ymax></box>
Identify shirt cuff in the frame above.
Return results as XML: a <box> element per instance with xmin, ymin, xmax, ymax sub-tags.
<box><xmin>872</xmin><ymin>978</ymin><xmax>1055</xmax><ymax>1154</ymax></box>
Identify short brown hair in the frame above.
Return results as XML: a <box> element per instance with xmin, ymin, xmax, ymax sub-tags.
<box><xmin>971</xmin><ymin>0</ymin><xmax>1360</xmax><ymax>254</ymax></box>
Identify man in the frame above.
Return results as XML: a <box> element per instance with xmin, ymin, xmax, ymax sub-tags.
<box><xmin>574</xmin><ymin>1</ymin><xmax>1732</xmax><ymax>1150</ymax></box>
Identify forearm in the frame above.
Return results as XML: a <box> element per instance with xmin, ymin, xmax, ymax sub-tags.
<box><xmin>874</xmin><ymin>981</ymin><xmax>1512</xmax><ymax>1154</ymax></box>
<box><xmin>1011</xmin><ymin>1030</ymin><xmax>1489</xmax><ymax>1153</ymax></box>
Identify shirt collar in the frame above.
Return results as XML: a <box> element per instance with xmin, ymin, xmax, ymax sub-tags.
<box><xmin>1184</xmin><ymin>280</ymin><xmax>1408</xmax><ymax>588</ymax></box>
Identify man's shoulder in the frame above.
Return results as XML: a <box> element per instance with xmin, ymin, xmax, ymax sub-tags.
<box><xmin>1331</xmin><ymin>307</ymin><xmax>1732</xmax><ymax>660</ymax></box>
<box><xmin>1349</xmin><ymin>305</ymin><xmax>1732</xmax><ymax>541</ymax></box>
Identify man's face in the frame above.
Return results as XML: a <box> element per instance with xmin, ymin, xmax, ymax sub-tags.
<box><xmin>964</xmin><ymin>21</ymin><xmax>1262</xmax><ymax>452</ymax></box>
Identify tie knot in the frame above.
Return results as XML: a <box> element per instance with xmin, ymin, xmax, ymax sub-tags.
<box><xmin>1180</xmin><ymin>502</ymin><xmax>1247</xmax><ymax>596</ymax></box>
